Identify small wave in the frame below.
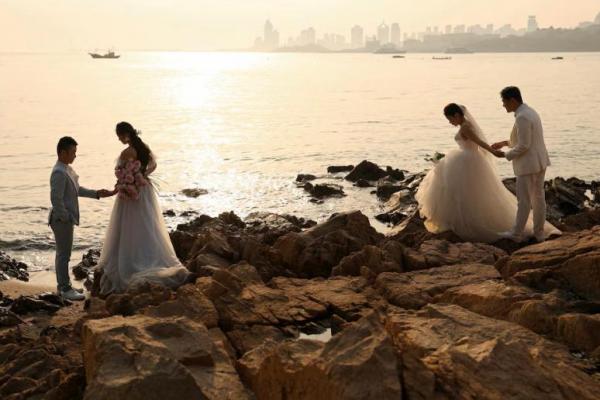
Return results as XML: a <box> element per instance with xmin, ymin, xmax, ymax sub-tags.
<box><xmin>0</xmin><ymin>238</ymin><xmax>54</xmax><ymax>251</ymax></box>
<box><xmin>0</xmin><ymin>238</ymin><xmax>92</xmax><ymax>252</ymax></box>
<box><xmin>0</xmin><ymin>206</ymin><xmax>49</xmax><ymax>212</ymax></box>
<box><xmin>348</xmin><ymin>120</ymin><xmax>383</xmax><ymax>125</ymax></box>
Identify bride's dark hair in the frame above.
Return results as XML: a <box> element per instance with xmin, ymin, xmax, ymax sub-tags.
<box><xmin>443</xmin><ymin>103</ymin><xmax>464</xmax><ymax>117</ymax></box>
<box><xmin>116</xmin><ymin>121</ymin><xmax>152</xmax><ymax>173</ymax></box>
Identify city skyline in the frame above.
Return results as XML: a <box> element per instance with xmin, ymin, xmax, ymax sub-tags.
<box><xmin>1</xmin><ymin>0</ymin><xmax>599</xmax><ymax>52</ymax></box>
<box><xmin>253</xmin><ymin>13</ymin><xmax>600</xmax><ymax>52</ymax></box>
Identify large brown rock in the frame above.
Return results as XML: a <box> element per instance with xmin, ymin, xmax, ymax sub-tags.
<box><xmin>559</xmin><ymin>208</ymin><xmax>600</xmax><ymax>232</ymax></box>
<box><xmin>556</xmin><ymin>313</ymin><xmax>600</xmax><ymax>353</ymax></box>
<box><xmin>237</xmin><ymin>312</ymin><xmax>402</xmax><ymax>400</ymax></box>
<box><xmin>404</xmin><ymin>239</ymin><xmax>507</xmax><ymax>271</ymax></box>
<box><xmin>344</xmin><ymin>160</ymin><xmax>387</xmax><ymax>182</ymax></box>
<box><xmin>82</xmin><ymin>315</ymin><xmax>252</xmax><ymax>400</ymax></box>
<box><xmin>375</xmin><ymin>263</ymin><xmax>501</xmax><ymax>309</ymax></box>
<box><xmin>386</xmin><ymin>304</ymin><xmax>600</xmax><ymax>400</ymax></box>
<box><xmin>331</xmin><ymin>241</ymin><xmax>404</xmax><ymax>278</ymax></box>
<box><xmin>435</xmin><ymin>277</ymin><xmax>600</xmax><ymax>353</ymax></box>
<box><xmin>435</xmin><ymin>280</ymin><xmax>538</xmax><ymax>319</ymax></box>
<box><xmin>274</xmin><ymin>211</ymin><xmax>383</xmax><ymax>278</ymax></box>
<box><xmin>270</xmin><ymin>276</ymin><xmax>373</xmax><ymax>321</ymax></box>
<box><xmin>386</xmin><ymin>211</ymin><xmax>465</xmax><ymax>249</ymax></box>
<box><xmin>142</xmin><ymin>283</ymin><xmax>219</xmax><ymax>328</ymax></box>
<box><xmin>0</xmin><ymin>326</ymin><xmax>85</xmax><ymax>400</ymax></box>
<box><xmin>496</xmin><ymin>226</ymin><xmax>600</xmax><ymax>278</ymax></box>
<box><xmin>497</xmin><ymin>227</ymin><xmax>600</xmax><ymax>301</ymax></box>
<box><xmin>226</xmin><ymin>325</ymin><xmax>291</xmax><ymax>356</ymax></box>
<box><xmin>204</xmin><ymin>271</ymin><xmax>328</xmax><ymax>329</ymax></box>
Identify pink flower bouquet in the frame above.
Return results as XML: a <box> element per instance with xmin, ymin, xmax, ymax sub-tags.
<box><xmin>114</xmin><ymin>160</ymin><xmax>148</xmax><ymax>200</ymax></box>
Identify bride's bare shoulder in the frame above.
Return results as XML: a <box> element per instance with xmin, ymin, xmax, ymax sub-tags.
<box><xmin>119</xmin><ymin>146</ymin><xmax>137</xmax><ymax>161</ymax></box>
<box><xmin>459</xmin><ymin>121</ymin><xmax>475</xmax><ymax>133</ymax></box>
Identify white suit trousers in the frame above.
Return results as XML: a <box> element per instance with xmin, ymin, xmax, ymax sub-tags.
<box><xmin>513</xmin><ymin>169</ymin><xmax>546</xmax><ymax>240</ymax></box>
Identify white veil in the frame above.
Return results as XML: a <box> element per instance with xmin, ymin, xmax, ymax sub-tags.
<box><xmin>460</xmin><ymin>105</ymin><xmax>495</xmax><ymax>162</ymax></box>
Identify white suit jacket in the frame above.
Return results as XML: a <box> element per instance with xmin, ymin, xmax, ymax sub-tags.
<box><xmin>505</xmin><ymin>104</ymin><xmax>551</xmax><ymax>176</ymax></box>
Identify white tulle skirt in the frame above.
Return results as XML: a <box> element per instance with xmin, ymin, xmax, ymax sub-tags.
<box><xmin>415</xmin><ymin>148</ymin><xmax>559</xmax><ymax>243</ymax></box>
<box><xmin>97</xmin><ymin>185</ymin><xmax>190</xmax><ymax>295</ymax></box>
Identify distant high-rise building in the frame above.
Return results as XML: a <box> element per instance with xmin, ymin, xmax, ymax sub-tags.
<box><xmin>299</xmin><ymin>27</ymin><xmax>316</xmax><ymax>46</ymax></box>
<box><xmin>351</xmin><ymin>25</ymin><xmax>364</xmax><ymax>48</ymax></box>
<box><xmin>527</xmin><ymin>16</ymin><xmax>539</xmax><ymax>32</ymax></box>
<box><xmin>264</xmin><ymin>20</ymin><xmax>273</xmax><ymax>39</ymax></box>
<box><xmin>335</xmin><ymin>34</ymin><xmax>346</xmax><ymax>49</ymax></box>
<box><xmin>433</xmin><ymin>26</ymin><xmax>439</xmax><ymax>35</ymax></box>
<box><xmin>377</xmin><ymin>22</ymin><xmax>390</xmax><ymax>44</ymax></box>
<box><xmin>486</xmin><ymin>24</ymin><xmax>494</xmax><ymax>34</ymax></box>
<box><xmin>391</xmin><ymin>23</ymin><xmax>401</xmax><ymax>46</ymax></box>
<box><xmin>445</xmin><ymin>25</ymin><xmax>452</xmax><ymax>34</ymax></box>
<box><xmin>426</xmin><ymin>26</ymin><xmax>432</xmax><ymax>34</ymax></box>
<box><xmin>468</xmin><ymin>24</ymin><xmax>485</xmax><ymax>35</ymax></box>
<box><xmin>595</xmin><ymin>12</ymin><xmax>600</xmax><ymax>25</ymax></box>
<box><xmin>262</xmin><ymin>20</ymin><xmax>279</xmax><ymax>50</ymax></box>
<box><xmin>365</xmin><ymin>36</ymin><xmax>380</xmax><ymax>51</ymax></box>
<box><xmin>496</xmin><ymin>24</ymin><xmax>516</xmax><ymax>37</ymax></box>
<box><xmin>453</xmin><ymin>25</ymin><xmax>465</xmax><ymax>34</ymax></box>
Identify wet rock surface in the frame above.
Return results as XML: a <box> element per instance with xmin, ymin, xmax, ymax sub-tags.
<box><xmin>180</xmin><ymin>188</ymin><xmax>209</xmax><ymax>198</ymax></box>
<box><xmin>344</xmin><ymin>160</ymin><xmax>388</xmax><ymax>182</ymax></box>
<box><xmin>73</xmin><ymin>249</ymin><xmax>100</xmax><ymax>284</ymax></box>
<box><xmin>327</xmin><ymin>165</ymin><xmax>354</xmax><ymax>173</ymax></box>
<box><xmin>1</xmin><ymin>291</ymin><xmax>72</xmax><ymax>322</ymax></box>
<box><xmin>303</xmin><ymin>182</ymin><xmax>346</xmax><ymax>199</ymax></box>
<box><xmin>0</xmin><ymin>251</ymin><xmax>29</xmax><ymax>282</ymax></box>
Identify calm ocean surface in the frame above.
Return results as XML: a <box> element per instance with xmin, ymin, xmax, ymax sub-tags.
<box><xmin>1</xmin><ymin>51</ymin><xmax>600</xmax><ymax>271</ymax></box>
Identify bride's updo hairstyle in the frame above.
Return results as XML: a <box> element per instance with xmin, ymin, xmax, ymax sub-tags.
<box><xmin>443</xmin><ymin>103</ymin><xmax>465</xmax><ymax>118</ymax></box>
<box><xmin>116</xmin><ymin>121</ymin><xmax>152</xmax><ymax>173</ymax></box>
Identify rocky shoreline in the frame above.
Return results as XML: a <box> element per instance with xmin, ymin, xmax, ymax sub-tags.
<box><xmin>2</xmin><ymin>160</ymin><xmax>600</xmax><ymax>399</ymax></box>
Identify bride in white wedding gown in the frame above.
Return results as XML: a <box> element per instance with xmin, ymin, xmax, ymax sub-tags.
<box><xmin>96</xmin><ymin>122</ymin><xmax>190</xmax><ymax>295</ymax></box>
<box><xmin>415</xmin><ymin>104</ymin><xmax>560</xmax><ymax>243</ymax></box>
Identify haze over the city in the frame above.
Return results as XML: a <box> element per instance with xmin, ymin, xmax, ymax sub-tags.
<box><xmin>1</xmin><ymin>0</ymin><xmax>599</xmax><ymax>52</ymax></box>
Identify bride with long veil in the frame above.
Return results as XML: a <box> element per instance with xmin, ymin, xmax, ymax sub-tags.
<box><xmin>415</xmin><ymin>103</ymin><xmax>560</xmax><ymax>243</ymax></box>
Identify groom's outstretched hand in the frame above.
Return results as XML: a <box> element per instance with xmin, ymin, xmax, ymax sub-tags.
<box><xmin>98</xmin><ymin>189</ymin><xmax>115</xmax><ymax>198</ymax></box>
<box><xmin>492</xmin><ymin>150</ymin><xmax>505</xmax><ymax>158</ymax></box>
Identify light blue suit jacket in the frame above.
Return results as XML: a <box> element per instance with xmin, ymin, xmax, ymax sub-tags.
<box><xmin>49</xmin><ymin>161</ymin><xmax>98</xmax><ymax>225</ymax></box>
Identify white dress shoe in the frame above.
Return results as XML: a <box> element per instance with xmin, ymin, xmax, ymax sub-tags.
<box><xmin>60</xmin><ymin>288</ymin><xmax>85</xmax><ymax>301</ymax></box>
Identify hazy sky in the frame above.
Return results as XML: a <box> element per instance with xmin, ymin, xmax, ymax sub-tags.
<box><xmin>1</xmin><ymin>0</ymin><xmax>599</xmax><ymax>51</ymax></box>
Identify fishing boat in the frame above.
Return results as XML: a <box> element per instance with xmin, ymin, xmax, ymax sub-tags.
<box><xmin>433</xmin><ymin>56</ymin><xmax>452</xmax><ymax>60</ymax></box>
<box><xmin>89</xmin><ymin>50</ymin><xmax>120</xmax><ymax>59</ymax></box>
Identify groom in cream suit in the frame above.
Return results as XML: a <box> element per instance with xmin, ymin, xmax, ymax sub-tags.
<box><xmin>493</xmin><ymin>86</ymin><xmax>551</xmax><ymax>243</ymax></box>
<box><xmin>49</xmin><ymin>136</ymin><xmax>112</xmax><ymax>300</ymax></box>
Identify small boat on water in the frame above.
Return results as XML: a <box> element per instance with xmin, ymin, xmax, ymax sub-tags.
<box><xmin>433</xmin><ymin>56</ymin><xmax>452</xmax><ymax>60</ymax></box>
<box><xmin>552</xmin><ymin>56</ymin><xmax>564</xmax><ymax>60</ymax></box>
<box><xmin>392</xmin><ymin>55</ymin><xmax>405</xmax><ymax>59</ymax></box>
<box><xmin>89</xmin><ymin>50</ymin><xmax>120</xmax><ymax>59</ymax></box>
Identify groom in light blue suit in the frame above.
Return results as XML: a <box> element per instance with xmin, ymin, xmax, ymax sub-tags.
<box><xmin>49</xmin><ymin>136</ymin><xmax>112</xmax><ymax>300</ymax></box>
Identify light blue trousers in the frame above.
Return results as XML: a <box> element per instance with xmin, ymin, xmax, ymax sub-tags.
<box><xmin>50</xmin><ymin>220</ymin><xmax>74</xmax><ymax>291</ymax></box>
